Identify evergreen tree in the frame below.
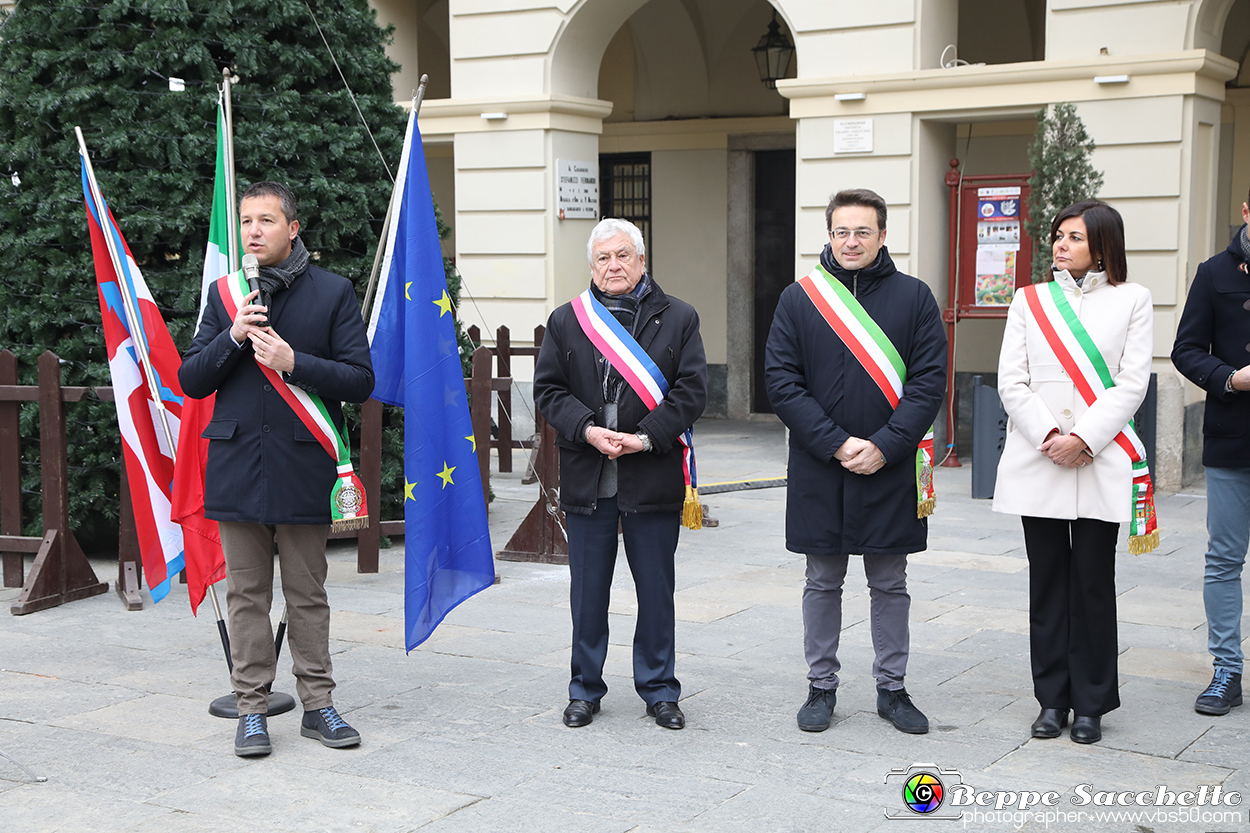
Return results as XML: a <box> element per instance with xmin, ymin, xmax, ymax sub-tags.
<box><xmin>0</xmin><ymin>0</ymin><xmax>448</xmax><ymax>545</ymax></box>
<box><xmin>1025</xmin><ymin>102</ymin><xmax>1105</xmax><ymax>283</ymax></box>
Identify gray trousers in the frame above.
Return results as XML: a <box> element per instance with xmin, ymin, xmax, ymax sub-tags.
<box><xmin>803</xmin><ymin>552</ymin><xmax>910</xmax><ymax>691</ymax></box>
<box><xmin>219</xmin><ymin>522</ymin><xmax>335</xmax><ymax>715</ymax></box>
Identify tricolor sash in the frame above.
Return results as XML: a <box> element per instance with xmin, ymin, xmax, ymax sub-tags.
<box><xmin>215</xmin><ymin>271</ymin><xmax>368</xmax><ymax>532</ymax></box>
<box><xmin>571</xmin><ymin>290</ymin><xmax>702</xmax><ymax>530</ymax></box>
<box><xmin>1021</xmin><ymin>282</ymin><xmax>1159</xmax><ymax>554</ymax></box>
<box><xmin>798</xmin><ymin>266</ymin><xmax>936</xmax><ymax>518</ymax></box>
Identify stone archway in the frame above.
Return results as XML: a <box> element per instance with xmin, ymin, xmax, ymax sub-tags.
<box><xmin>549</xmin><ymin>0</ymin><xmax>800</xmax><ymax>100</ymax></box>
<box><xmin>1190</xmin><ymin>0</ymin><xmax>1241</xmax><ymax>51</ymax></box>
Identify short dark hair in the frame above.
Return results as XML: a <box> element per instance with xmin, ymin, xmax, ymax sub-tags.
<box><xmin>241</xmin><ymin>181</ymin><xmax>298</xmax><ymax>224</ymax></box>
<box><xmin>826</xmin><ymin>188</ymin><xmax>887</xmax><ymax>232</ymax></box>
<box><xmin>1047</xmin><ymin>200</ymin><xmax>1126</xmax><ymax>286</ymax></box>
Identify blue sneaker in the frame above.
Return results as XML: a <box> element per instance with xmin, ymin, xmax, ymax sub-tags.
<box><xmin>1195</xmin><ymin>669</ymin><xmax>1242</xmax><ymax>716</ymax></box>
<box><xmin>234</xmin><ymin>713</ymin><xmax>271</xmax><ymax>757</ymax></box>
<box><xmin>301</xmin><ymin>706</ymin><xmax>361</xmax><ymax>748</ymax></box>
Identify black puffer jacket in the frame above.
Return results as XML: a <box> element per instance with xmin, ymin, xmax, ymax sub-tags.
<box><xmin>765</xmin><ymin>245</ymin><xmax>946</xmax><ymax>556</ymax></box>
<box><xmin>534</xmin><ymin>279</ymin><xmax>707</xmax><ymax>515</ymax></box>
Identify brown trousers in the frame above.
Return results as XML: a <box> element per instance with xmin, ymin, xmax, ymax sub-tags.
<box><xmin>219</xmin><ymin>522</ymin><xmax>335</xmax><ymax>715</ymax></box>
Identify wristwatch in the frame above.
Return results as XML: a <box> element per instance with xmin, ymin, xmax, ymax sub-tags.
<box><xmin>636</xmin><ymin>432</ymin><xmax>653</xmax><ymax>452</ymax></box>
<box><xmin>1227</xmin><ymin>371</ymin><xmax>1240</xmax><ymax>395</ymax></box>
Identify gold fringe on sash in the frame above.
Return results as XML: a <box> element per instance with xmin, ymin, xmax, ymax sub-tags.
<box><xmin>682</xmin><ymin>486</ymin><xmax>703</xmax><ymax>530</ymax></box>
<box><xmin>1128</xmin><ymin>530</ymin><xmax>1160</xmax><ymax>556</ymax></box>
<box><xmin>331</xmin><ymin>515</ymin><xmax>370</xmax><ymax>533</ymax></box>
<box><xmin>916</xmin><ymin>498</ymin><xmax>935</xmax><ymax>520</ymax></box>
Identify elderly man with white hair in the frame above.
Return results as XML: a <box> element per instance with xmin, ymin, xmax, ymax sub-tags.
<box><xmin>534</xmin><ymin>218</ymin><xmax>707</xmax><ymax>730</ymax></box>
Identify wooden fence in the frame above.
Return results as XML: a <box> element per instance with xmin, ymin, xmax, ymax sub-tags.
<box><xmin>0</xmin><ymin>325</ymin><xmax>553</xmax><ymax>611</ymax></box>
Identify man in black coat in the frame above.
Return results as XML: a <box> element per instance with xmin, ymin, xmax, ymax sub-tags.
<box><xmin>765</xmin><ymin>189</ymin><xmax>946</xmax><ymax>735</ymax></box>
<box><xmin>1171</xmin><ymin>195</ymin><xmax>1250</xmax><ymax>717</ymax></box>
<box><xmin>534</xmin><ymin>218</ymin><xmax>706</xmax><ymax>730</ymax></box>
<box><xmin>179</xmin><ymin>182</ymin><xmax>374</xmax><ymax>757</ymax></box>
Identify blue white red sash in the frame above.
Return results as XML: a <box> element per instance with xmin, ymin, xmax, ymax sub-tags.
<box><xmin>571</xmin><ymin>289</ymin><xmax>702</xmax><ymax>529</ymax></box>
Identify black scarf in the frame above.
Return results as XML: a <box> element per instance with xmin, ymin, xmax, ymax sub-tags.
<box><xmin>589</xmin><ymin>273</ymin><xmax>652</xmax><ymax>403</ymax></box>
<box><xmin>819</xmin><ymin>243</ymin><xmax>897</xmax><ymax>293</ymax></box>
<box><xmin>256</xmin><ymin>236</ymin><xmax>311</xmax><ymax>312</ymax></box>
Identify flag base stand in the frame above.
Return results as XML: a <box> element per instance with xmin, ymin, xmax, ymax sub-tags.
<box><xmin>208</xmin><ymin>691</ymin><xmax>296</xmax><ymax>719</ymax></box>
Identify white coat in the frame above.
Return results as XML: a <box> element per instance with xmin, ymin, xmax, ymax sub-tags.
<box><xmin>992</xmin><ymin>270</ymin><xmax>1153</xmax><ymax>523</ymax></box>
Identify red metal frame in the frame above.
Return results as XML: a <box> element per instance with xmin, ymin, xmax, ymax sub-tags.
<box><xmin>941</xmin><ymin>161</ymin><xmax>1035</xmax><ymax>466</ymax></box>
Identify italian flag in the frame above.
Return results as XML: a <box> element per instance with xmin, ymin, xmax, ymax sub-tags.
<box><xmin>171</xmin><ymin>93</ymin><xmax>234</xmax><ymax>614</ymax></box>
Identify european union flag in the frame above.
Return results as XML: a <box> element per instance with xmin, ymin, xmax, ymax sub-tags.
<box><xmin>367</xmin><ymin>107</ymin><xmax>495</xmax><ymax>651</ymax></box>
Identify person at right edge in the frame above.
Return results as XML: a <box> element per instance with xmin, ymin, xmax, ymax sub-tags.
<box><xmin>765</xmin><ymin>188</ymin><xmax>946</xmax><ymax>735</ymax></box>
<box><xmin>994</xmin><ymin>200</ymin><xmax>1157</xmax><ymax>746</ymax></box>
<box><xmin>1172</xmin><ymin>192</ymin><xmax>1250</xmax><ymax>718</ymax></box>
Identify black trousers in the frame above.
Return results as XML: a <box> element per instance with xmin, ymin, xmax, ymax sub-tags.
<box><xmin>565</xmin><ymin>495</ymin><xmax>681</xmax><ymax>706</ymax></box>
<box><xmin>1022</xmin><ymin>516</ymin><xmax>1121</xmax><ymax>717</ymax></box>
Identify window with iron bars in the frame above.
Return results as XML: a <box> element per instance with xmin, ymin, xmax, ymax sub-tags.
<box><xmin>598</xmin><ymin>152</ymin><xmax>652</xmax><ymax>268</ymax></box>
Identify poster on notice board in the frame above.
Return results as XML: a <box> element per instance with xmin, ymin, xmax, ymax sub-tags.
<box><xmin>974</xmin><ymin>186</ymin><xmax>1021</xmax><ymax>306</ymax></box>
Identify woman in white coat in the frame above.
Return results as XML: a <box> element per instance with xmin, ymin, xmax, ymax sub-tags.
<box><xmin>993</xmin><ymin>200</ymin><xmax>1153</xmax><ymax>745</ymax></box>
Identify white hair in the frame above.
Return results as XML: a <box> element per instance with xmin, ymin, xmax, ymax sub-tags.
<box><xmin>587</xmin><ymin>218</ymin><xmax>646</xmax><ymax>265</ymax></box>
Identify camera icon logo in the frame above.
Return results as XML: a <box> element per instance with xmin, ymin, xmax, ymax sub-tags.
<box><xmin>884</xmin><ymin>763</ymin><xmax>964</xmax><ymax>820</ymax></box>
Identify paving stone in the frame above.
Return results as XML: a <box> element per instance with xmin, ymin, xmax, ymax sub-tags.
<box><xmin>0</xmin><ymin>419</ymin><xmax>1240</xmax><ymax>832</ymax></box>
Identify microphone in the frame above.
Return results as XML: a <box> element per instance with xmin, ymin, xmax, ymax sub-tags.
<box><xmin>241</xmin><ymin>253</ymin><xmax>267</xmax><ymax>326</ymax></box>
<box><xmin>242</xmin><ymin>253</ymin><xmax>261</xmax><ymax>294</ymax></box>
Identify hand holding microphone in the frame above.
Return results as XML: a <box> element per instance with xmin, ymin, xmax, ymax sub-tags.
<box><xmin>243</xmin><ymin>253</ymin><xmax>268</xmax><ymax>327</ymax></box>
<box><xmin>228</xmin><ymin>254</ymin><xmax>270</xmax><ymax>343</ymax></box>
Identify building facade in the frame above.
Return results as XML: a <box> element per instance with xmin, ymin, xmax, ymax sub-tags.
<box><xmin>372</xmin><ymin>0</ymin><xmax>1250</xmax><ymax>491</ymax></box>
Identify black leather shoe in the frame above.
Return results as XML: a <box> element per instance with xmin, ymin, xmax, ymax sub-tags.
<box><xmin>562</xmin><ymin>699</ymin><xmax>599</xmax><ymax>728</ymax></box>
<box><xmin>1070</xmin><ymin>715</ymin><xmax>1101</xmax><ymax>744</ymax></box>
<box><xmin>1030</xmin><ymin>708</ymin><xmax>1069</xmax><ymax>739</ymax></box>
<box><xmin>646</xmin><ymin>701</ymin><xmax>685</xmax><ymax>729</ymax></box>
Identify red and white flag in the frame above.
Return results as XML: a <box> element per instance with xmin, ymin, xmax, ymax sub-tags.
<box><xmin>81</xmin><ymin>151</ymin><xmax>186</xmax><ymax>602</ymax></box>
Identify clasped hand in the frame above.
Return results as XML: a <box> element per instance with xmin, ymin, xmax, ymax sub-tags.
<box><xmin>230</xmin><ymin>289</ymin><xmax>294</xmax><ymax>373</ymax></box>
<box><xmin>1039</xmin><ymin>431</ymin><xmax>1092</xmax><ymax>468</ymax></box>
<box><xmin>585</xmin><ymin>425</ymin><xmax>644</xmax><ymax>459</ymax></box>
<box><xmin>836</xmin><ymin>436</ymin><xmax>885</xmax><ymax>475</ymax></box>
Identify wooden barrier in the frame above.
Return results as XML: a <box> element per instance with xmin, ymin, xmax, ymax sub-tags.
<box><xmin>1</xmin><ymin>325</ymin><xmax>550</xmax><ymax>594</ymax></box>
<box><xmin>466</xmin><ymin>324</ymin><xmax>544</xmax><ymax>473</ymax></box>
<box><xmin>0</xmin><ymin>350</ymin><xmax>109</xmax><ymax>614</ymax></box>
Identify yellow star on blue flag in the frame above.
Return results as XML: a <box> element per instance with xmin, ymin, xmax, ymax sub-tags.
<box><xmin>365</xmin><ymin>105</ymin><xmax>495</xmax><ymax>652</ymax></box>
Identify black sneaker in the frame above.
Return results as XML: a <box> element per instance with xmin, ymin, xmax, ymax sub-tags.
<box><xmin>797</xmin><ymin>684</ymin><xmax>837</xmax><ymax>732</ymax></box>
<box><xmin>234</xmin><ymin>713</ymin><xmax>271</xmax><ymax>757</ymax></box>
<box><xmin>1195</xmin><ymin>669</ymin><xmax>1243</xmax><ymax>716</ymax></box>
<box><xmin>877</xmin><ymin>686</ymin><xmax>929</xmax><ymax>734</ymax></box>
<box><xmin>300</xmin><ymin>706</ymin><xmax>361</xmax><ymax>748</ymax></box>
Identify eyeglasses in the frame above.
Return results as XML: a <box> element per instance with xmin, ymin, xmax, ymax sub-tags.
<box><xmin>830</xmin><ymin>228</ymin><xmax>880</xmax><ymax>241</ymax></box>
<box><xmin>594</xmin><ymin>249</ymin><xmax>636</xmax><ymax>266</ymax></box>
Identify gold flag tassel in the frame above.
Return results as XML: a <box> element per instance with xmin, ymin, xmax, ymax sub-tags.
<box><xmin>1128</xmin><ymin>530</ymin><xmax>1160</xmax><ymax>556</ymax></box>
<box><xmin>682</xmin><ymin>485</ymin><xmax>703</xmax><ymax>530</ymax></box>
<box><xmin>916</xmin><ymin>498</ymin><xmax>935</xmax><ymax>520</ymax></box>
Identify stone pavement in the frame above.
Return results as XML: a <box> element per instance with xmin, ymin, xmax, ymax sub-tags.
<box><xmin>1</xmin><ymin>419</ymin><xmax>1246</xmax><ymax>833</ymax></box>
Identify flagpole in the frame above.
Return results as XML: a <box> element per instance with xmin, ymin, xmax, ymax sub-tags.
<box><xmin>75</xmin><ymin>126</ymin><xmax>178</xmax><ymax>460</ymax></box>
<box><xmin>210</xmin><ymin>70</ymin><xmax>239</xmax><ymax>696</ymax></box>
<box><xmin>221</xmin><ymin>68</ymin><xmax>240</xmax><ymax>273</ymax></box>
<box><xmin>361</xmin><ymin>74</ymin><xmax>428</xmax><ymax>323</ymax></box>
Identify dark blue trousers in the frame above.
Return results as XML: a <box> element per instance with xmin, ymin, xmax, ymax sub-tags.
<box><xmin>566</xmin><ymin>495</ymin><xmax>681</xmax><ymax>706</ymax></box>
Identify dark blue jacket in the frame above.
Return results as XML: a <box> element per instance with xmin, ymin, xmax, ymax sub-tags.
<box><xmin>1172</xmin><ymin>231</ymin><xmax>1250</xmax><ymax>468</ymax></box>
<box><xmin>534</xmin><ymin>279</ymin><xmax>706</xmax><ymax>515</ymax></box>
<box><xmin>178</xmin><ymin>266</ymin><xmax>374</xmax><ymax>524</ymax></box>
<box><xmin>765</xmin><ymin>246</ymin><xmax>947</xmax><ymax>556</ymax></box>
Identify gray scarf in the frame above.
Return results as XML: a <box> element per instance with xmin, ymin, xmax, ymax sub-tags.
<box><xmin>1239</xmin><ymin>224</ymin><xmax>1250</xmax><ymax>265</ymax></box>
<box><xmin>256</xmin><ymin>236</ymin><xmax>311</xmax><ymax>312</ymax></box>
